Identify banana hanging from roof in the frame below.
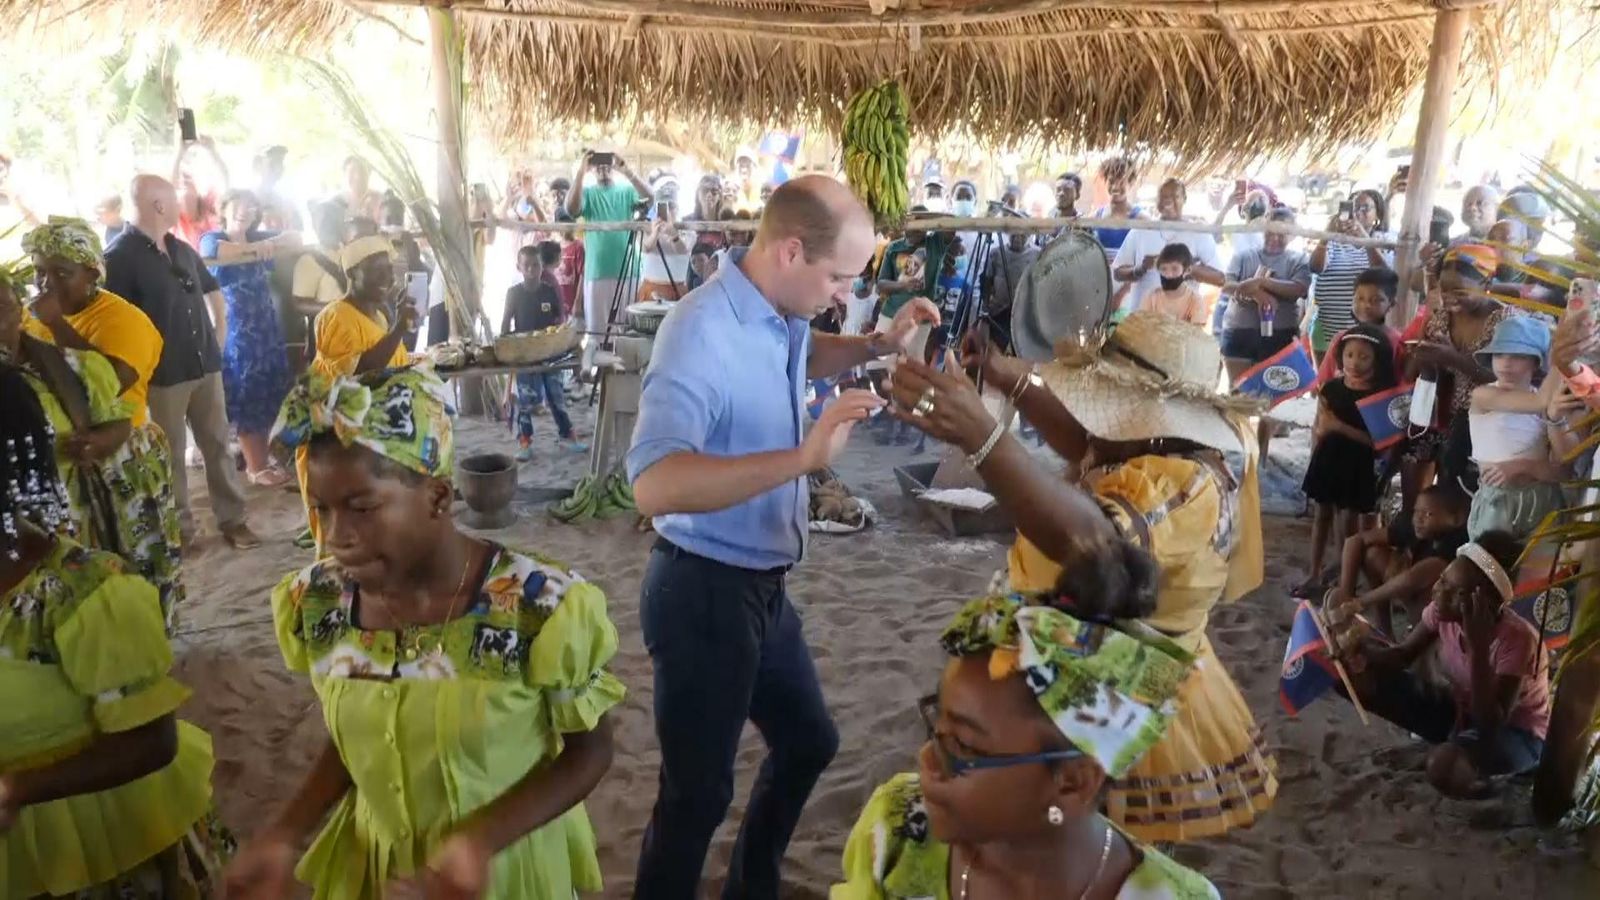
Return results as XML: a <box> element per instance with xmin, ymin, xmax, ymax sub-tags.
<box><xmin>842</xmin><ymin>79</ymin><xmax>910</xmax><ymax>226</ymax></box>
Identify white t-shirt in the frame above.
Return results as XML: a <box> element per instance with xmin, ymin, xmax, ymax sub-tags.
<box><xmin>1111</xmin><ymin>225</ymin><xmax>1222</xmax><ymax>311</ymax></box>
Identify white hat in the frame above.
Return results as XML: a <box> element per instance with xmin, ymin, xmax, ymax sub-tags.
<box><xmin>1037</xmin><ymin>310</ymin><xmax>1257</xmax><ymax>455</ymax></box>
<box><xmin>341</xmin><ymin>234</ymin><xmax>394</xmax><ymax>272</ymax></box>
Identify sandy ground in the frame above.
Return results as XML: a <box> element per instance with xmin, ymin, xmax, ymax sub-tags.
<box><xmin>169</xmin><ymin>396</ymin><xmax>1595</xmax><ymax>899</ymax></box>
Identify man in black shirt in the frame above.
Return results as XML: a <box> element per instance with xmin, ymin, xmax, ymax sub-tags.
<box><xmin>105</xmin><ymin>174</ymin><xmax>257</xmax><ymax>549</ymax></box>
<box><xmin>503</xmin><ymin>244</ymin><xmax>585</xmax><ymax>461</ymax></box>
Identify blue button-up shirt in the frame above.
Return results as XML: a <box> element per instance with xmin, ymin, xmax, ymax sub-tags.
<box><xmin>626</xmin><ymin>249</ymin><xmax>811</xmax><ymax>570</ymax></box>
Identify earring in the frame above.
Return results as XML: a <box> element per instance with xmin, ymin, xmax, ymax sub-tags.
<box><xmin>1047</xmin><ymin>805</ymin><xmax>1065</xmax><ymax>826</ymax></box>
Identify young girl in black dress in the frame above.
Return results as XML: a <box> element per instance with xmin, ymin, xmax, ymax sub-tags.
<box><xmin>1303</xmin><ymin>323</ymin><xmax>1397</xmax><ymax>593</ymax></box>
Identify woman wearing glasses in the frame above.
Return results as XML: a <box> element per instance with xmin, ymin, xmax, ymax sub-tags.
<box><xmin>832</xmin><ymin>544</ymin><xmax>1218</xmax><ymax>899</ymax></box>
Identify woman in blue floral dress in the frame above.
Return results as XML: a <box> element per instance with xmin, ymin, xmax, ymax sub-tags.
<box><xmin>200</xmin><ymin>190</ymin><xmax>298</xmax><ymax>487</ymax></box>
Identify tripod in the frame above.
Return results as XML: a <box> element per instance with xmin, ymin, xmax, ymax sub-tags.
<box><xmin>935</xmin><ymin>201</ymin><xmax>1026</xmax><ymax>369</ymax></box>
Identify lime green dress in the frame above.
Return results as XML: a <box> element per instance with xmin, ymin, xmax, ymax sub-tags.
<box><xmin>271</xmin><ymin>543</ymin><xmax>625</xmax><ymax>899</ymax></box>
<box><xmin>832</xmin><ymin>774</ymin><xmax>1221</xmax><ymax>900</ymax></box>
<box><xmin>1</xmin><ymin>538</ymin><xmax>224</xmax><ymax>898</ymax></box>
<box><xmin>20</xmin><ymin>346</ymin><xmax>185</xmax><ymax>630</ymax></box>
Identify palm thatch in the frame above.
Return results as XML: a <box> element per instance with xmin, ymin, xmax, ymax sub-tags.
<box><xmin>0</xmin><ymin>0</ymin><xmax>1565</xmax><ymax>170</ymax></box>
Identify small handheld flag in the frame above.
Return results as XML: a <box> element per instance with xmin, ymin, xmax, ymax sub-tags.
<box><xmin>806</xmin><ymin>378</ymin><xmax>836</xmax><ymax>421</ymax></box>
<box><xmin>1356</xmin><ymin>385</ymin><xmax>1414</xmax><ymax>451</ymax></box>
<box><xmin>1233</xmin><ymin>339</ymin><xmax>1317</xmax><ymax>408</ymax></box>
<box><xmin>1280</xmin><ymin>601</ymin><xmax>1340</xmax><ymax>715</ymax></box>
<box><xmin>1511</xmin><ymin>563</ymin><xmax>1579</xmax><ymax>653</ymax></box>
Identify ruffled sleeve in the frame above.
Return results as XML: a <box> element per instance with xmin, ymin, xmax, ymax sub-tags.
<box><xmin>270</xmin><ymin>567</ymin><xmax>315</xmax><ymax>674</ymax></box>
<box><xmin>832</xmin><ymin>773</ymin><xmax>947</xmax><ymax>900</ymax></box>
<box><xmin>53</xmin><ymin>561</ymin><xmax>189</xmax><ymax>734</ymax></box>
<box><xmin>67</xmin><ymin>348</ymin><xmax>134</xmax><ymax>426</ymax></box>
<box><xmin>525</xmin><ymin>579</ymin><xmax>624</xmax><ymax>735</ymax></box>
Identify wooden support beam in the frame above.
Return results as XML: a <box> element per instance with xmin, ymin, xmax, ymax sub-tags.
<box><xmin>1393</xmin><ymin>5</ymin><xmax>1469</xmax><ymax>325</ymax></box>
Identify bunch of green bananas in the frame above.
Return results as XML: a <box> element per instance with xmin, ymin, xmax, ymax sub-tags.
<box><xmin>842</xmin><ymin>79</ymin><xmax>910</xmax><ymax>226</ymax></box>
<box><xmin>549</xmin><ymin>472</ymin><xmax>637</xmax><ymax>524</ymax></box>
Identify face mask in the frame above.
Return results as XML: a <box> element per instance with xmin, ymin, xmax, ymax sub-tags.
<box><xmin>1159</xmin><ymin>274</ymin><xmax>1185</xmax><ymax>291</ymax></box>
<box><xmin>952</xmin><ymin>199</ymin><xmax>977</xmax><ymax>217</ymax></box>
<box><xmin>1244</xmin><ymin>200</ymin><xmax>1268</xmax><ymax>220</ymax></box>
<box><xmin>925</xmin><ymin>197</ymin><xmax>947</xmax><ymax>213</ymax></box>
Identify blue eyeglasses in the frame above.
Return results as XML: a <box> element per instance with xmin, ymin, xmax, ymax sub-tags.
<box><xmin>918</xmin><ymin>694</ymin><xmax>1085</xmax><ymax>778</ymax></box>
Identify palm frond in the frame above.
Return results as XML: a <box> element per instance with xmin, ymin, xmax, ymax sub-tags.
<box><xmin>298</xmin><ymin>56</ymin><xmax>488</xmax><ymax>346</ymax></box>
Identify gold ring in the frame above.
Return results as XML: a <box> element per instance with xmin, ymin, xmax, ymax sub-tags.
<box><xmin>912</xmin><ymin>388</ymin><xmax>937</xmax><ymax>418</ymax></box>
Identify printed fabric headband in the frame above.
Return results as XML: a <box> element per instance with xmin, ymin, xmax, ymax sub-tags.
<box><xmin>20</xmin><ymin>216</ymin><xmax>105</xmax><ymax>285</ymax></box>
<box><xmin>939</xmin><ymin>593</ymin><xmax>1195</xmax><ymax>778</ymax></box>
<box><xmin>1457</xmin><ymin>543</ymin><xmax>1514</xmax><ymax>601</ymax></box>
<box><xmin>271</xmin><ymin>366</ymin><xmax>455</xmax><ymax>479</ymax></box>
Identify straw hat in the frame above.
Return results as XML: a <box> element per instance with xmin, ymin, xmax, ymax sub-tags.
<box><xmin>1036</xmin><ymin>310</ymin><xmax>1256</xmax><ymax>455</ymax></box>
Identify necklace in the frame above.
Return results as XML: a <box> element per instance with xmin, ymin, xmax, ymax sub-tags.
<box><xmin>402</xmin><ymin>540</ymin><xmax>477</xmax><ymax>660</ymax></box>
<box><xmin>958</xmin><ymin>821</ymin><xmax>1114</xmax><ymax>900</ymax></box>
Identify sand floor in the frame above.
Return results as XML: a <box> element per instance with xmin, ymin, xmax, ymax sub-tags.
<box><xmin>168</xmin><ymin>398</ymin><xmax>1594</xmax><ymax>898</ymax></box>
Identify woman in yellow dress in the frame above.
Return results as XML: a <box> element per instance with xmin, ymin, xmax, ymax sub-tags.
<box><xmin>888</xmin><ymin>310</ymin><xmax>1275</xmax><ymax>842</ymax></box>
<box><xmin>6</xmin><ymin>218</ymin><xmax>185</xmax><ymax>627</ymax></box>
<box><xmin>227</xmin><ymin>367</ymin><xmax>620</xmax><ymax>898</ymax></box>
<box><xmin>0</xmin><ymin>360</ymin><xmax>228</xmax><ymax>898</ymax></box>
<box><xmin>292</xmin><ymin>234</ymin><xmax>419</xmax><ymax>552</ymax></box>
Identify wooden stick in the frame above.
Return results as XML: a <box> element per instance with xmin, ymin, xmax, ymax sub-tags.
<box><xmin>1310</xmin><ymin>603</ymin><xmax>1372</xmax><ymax>726</ymax></box>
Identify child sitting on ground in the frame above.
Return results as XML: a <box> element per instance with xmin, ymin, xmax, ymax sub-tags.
<box><xmin>1465</xmin><ymin>315</ymin><xmax>1575</xmax><ymax>541</ymax></box>
<box><xmin>1317</xmin><ymin>267</ymin><xmax>1404</xmax><ymax>385</ymax></box>
<box><xmin>1301</xmin><ymin>323</ymin><xmax>1398</xmax><ymax>595</ymax></box>
<box><xmin>1331</xmin><ymin>531</ymin><xmax>1550</xmax><ymax>798</ymax></box>
<box><xmin>503</xmin><ymin>245</ymin><xmax>587</xmax><ymax>461</ymax></box>
<box><xmin>1137</xmin><ymin>243</ymin><xmax>1207</xmax><ymax>326</ymax></box>
<box><xmin>1332</xmin><ymin>483</ymin><xmax>1471</xmax><ymax>637</ymax></box>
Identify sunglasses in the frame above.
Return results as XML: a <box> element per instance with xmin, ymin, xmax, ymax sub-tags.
<box><xmin>917</xmin><ymin>693</ymin><xmax>1085</xmax><ymax>778</ymax></box>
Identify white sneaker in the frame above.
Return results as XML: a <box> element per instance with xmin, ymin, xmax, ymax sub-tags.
<box><xmin>186</xmin><ymin>446</ymin><xmax>204</xmax><ymax>469</ymax></box>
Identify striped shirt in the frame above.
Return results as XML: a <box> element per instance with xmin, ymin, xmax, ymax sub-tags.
<box><xmin>1310</xmin><ymin>239</ymin><xmax>1394</xmax><ymax>350</ymax></box>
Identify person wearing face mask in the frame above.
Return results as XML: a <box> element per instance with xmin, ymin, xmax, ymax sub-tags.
<box><xmin>1213</xmin><ymin>182</ymin><xmax>1276</xmax><ymax>256</ymax></box>
<box><xmin>923</xmin><ymin>177</ymin><xmax>947</xmax><ymax>213</ymax></box>
<box><xmin>949</xmin><ymin>181</ymin><xmax>981</xmax><ymax>286</ymax></box>
<box><xmin>1111</xmin><ymin>179</ymin><xmax>1223</xmax><ymax>319</ymax></box>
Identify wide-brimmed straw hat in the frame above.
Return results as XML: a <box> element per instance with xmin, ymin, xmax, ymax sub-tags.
<box><xmin>1036</xmin><ymin>310</ymin><xmax>1257</xmax><ymax>455</ymax></box>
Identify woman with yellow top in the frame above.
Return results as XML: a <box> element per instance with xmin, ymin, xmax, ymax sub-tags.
<box><xmin>227</xmin><ymin>368</ymin><xmax>620</xmax><ymax>898</ymax></box>
<box><xmin>888</xmin><ymin>310</ymin><xmax>1275</xmax><ymax>843</ymax></box>
<box><xmin>291</xmin><ymin>235</ymin><xmax>418</xmax><ymax>551</ymax></box>
<box><xmin>0</xmin><ymin>361</ymin><xmax>229</xmax><ymax>898</ymax></box>
<box><xmin>7</xmin><ymin>218</ymin><xmax>185</xmax><ymax>627</ymax></box>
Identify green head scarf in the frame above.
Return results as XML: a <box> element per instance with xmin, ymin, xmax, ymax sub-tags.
<box><xmin>940</xmin><ymin>593</ymin><xmax>1195</xmax><ymax>778</ymax></box>
<box><xmin>20</xmin><ymin>216</ymin><xmax>105</xmax><ymax>284</ymax></box>
<box><xmin>271</xmin><ymin>366</ymin><xmax>455</xmax><ymax>479</ymax></box>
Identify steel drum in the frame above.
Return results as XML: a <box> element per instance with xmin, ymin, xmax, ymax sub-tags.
<box><xmin>1008</xmin><ymin>229</ymin><xmax>1114</xmax><ymax>362</ymax></box>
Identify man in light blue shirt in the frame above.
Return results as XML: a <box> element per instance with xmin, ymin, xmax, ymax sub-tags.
<box><xmin>627</xmin><ymin>176</ymin><xmax>939</xmax><ymax>899</ymax></box>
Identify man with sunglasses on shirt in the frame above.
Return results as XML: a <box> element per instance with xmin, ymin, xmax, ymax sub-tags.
<box><xmin>104</xmin><ymin>174</ymin><xmax>258</xmax><ymax>550</ymax></box>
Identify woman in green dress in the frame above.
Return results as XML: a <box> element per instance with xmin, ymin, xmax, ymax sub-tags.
<box><xmin>0</xmin><ymin>360</ymin><xmax>228</xmax><ymax>898</ymax></box>
<box><xmin>225</xmin><ymin>366</ymin><xmax>622</xmax><ymax>899</ymax></box>
<box><xmin>834</xmin><ymin>542</ymin><xmax>1219</xmax><ymax>900</ymax></box>
<box><xmin>6</xmin><ymin>218</ymin><xmax>184</xmax><ymax>628</ymax></box>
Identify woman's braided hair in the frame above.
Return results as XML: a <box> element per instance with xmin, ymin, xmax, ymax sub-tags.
<box><xmin>0</xmin><ymin>359</ymin><xmax>72</xmax><ymax>559</ymax></box>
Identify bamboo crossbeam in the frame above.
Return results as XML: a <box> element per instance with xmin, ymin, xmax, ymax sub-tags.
<box><xmin>482</xmin><ymin>214</ymin><xmax>1401</xmax><ymax>249</ymax></box>
<box><xmin>374</xmin><ymin>0</ymin><xmax>1473</xmax><ymax>31</ymax></box>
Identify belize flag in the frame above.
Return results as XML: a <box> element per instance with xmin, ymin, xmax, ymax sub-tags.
<box><xmin>1356</xmin><ymin>385</ymin><xmax>1414</xmax><ymax>451</ymax></box>
<box><xmin>1233</xmin><ymin>339</ymin><xmax>1317</xmax><ymax>408</ymax></box>
<box><xmin>806</xmin><ymin>378</ymin><xmax>836</xmax><ymax>421</ymax></box>
<box><xmin>1280</xmin><ymin>601</ymin><xmax>1340</xmax><ymax>715</ymax></box>
<box><xmin>1510</xmin><ymin>562</ymin><xmax>1580</xmax><ymax>652</ymax></box>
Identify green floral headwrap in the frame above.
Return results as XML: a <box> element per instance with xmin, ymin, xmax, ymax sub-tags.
<box><xmin>20</xmin><ymin>216</ymin><xmax>104</xmax><ymax>284</ymax></box>
<box><xmin>271</xmin><ymin>366</ymin><xmax>455</xmax><ymax>479</ymax></box>
<box><xmin>940</xmin><ymin>593</ymin><xmax>1195</xmax><ymax>778</ymax></box>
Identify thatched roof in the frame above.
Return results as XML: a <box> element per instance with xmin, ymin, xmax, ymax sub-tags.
<box><xmin>2</xmin><ymin>0</ymin><xmax>1552</xmax><ymax>169</ymax></box>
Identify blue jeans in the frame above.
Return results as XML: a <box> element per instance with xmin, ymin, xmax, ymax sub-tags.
<box><xmin>515</xmin><ymin>371</ymin><xmax>573</xmax><ymax>440</ymax></box>
<box><xmin>633</xmin><ymin>540</ymin><xmax>839</xmax><ymax>900</ymax></box>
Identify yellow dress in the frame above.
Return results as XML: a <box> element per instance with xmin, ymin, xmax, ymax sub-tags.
<box><xmin>1</xmin><ymin>539</ymin><xmax>223</xmax><ymax>898</ymax></box>
<box><xmin>23</xmin><ymin>289</ymin><xmax>163</xmax><ymax>427</ymax></box>
<box><xmin>1008</xmin><ymin>453</ymin><xmax>1276</xmax><ymax>842</ymax></box>
<box><xmin>270</xmin><ymin>545</ymin><xmax>623</xmax><ymax>898</ymax></box>
<box><xmin>297</xmin><ymin>299</ymin><xmax>415</xmax><ymax>551</ymax></box>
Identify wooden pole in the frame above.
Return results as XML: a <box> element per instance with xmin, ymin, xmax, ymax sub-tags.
<box><xmin>428</xmin><ymin>6</ymin><xmax>488</xmax><ymax>414</ymax></box>
<box><xmin>1393</xmin><ymin>7</ymin><xmax>1469</xmax><ymax>325</ymax></box>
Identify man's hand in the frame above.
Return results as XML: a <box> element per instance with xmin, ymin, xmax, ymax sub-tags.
<box><xmin>877</xmin><ymin>296</ymin><xmax>941</xmax><ymax>355</ymax></box>
<box><xmin>800</xmin><ymin>389</ymin><xmax>883</xmax><ymax>471</ymax></box>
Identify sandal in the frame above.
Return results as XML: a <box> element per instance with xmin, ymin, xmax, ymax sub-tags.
<box><xmin>247</xmin><ymin>465</ymin><xmax>293</xmax><ymax>488</ymax></box>
<box><xmin>219</xmin><ymin>523</ymin><xmax>262</xmax><ymax>551</ymax></box>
